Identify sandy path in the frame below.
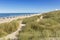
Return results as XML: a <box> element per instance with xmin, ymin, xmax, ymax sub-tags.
<box><xmin>0</xmin><ymin>20</ymin><xmax>25</xmax><ymax>40</ymax></box>
<box><xmin>0</xmin><ymin>14</ymin><xmax>40</xmax><ymax>40</ymax></box>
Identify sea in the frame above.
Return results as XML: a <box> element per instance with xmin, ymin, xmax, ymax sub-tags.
<box><xmin>0</xmin><ymin>13</ymin><xmax>38</xmax><ymax>17</ymax></box>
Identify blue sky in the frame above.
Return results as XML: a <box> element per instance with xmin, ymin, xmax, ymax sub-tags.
<box><xmin>0</xmin><ymin>0</ymin><xmax>60</xmax><ymax>13</ymax></box>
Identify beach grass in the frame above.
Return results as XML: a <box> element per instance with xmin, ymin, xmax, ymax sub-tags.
<box><xmin>17</xmin><ymin>10</ymin><xmax>60</xmax><ymax>40</ymax></box>
<box><xmin>0</xmin><ymin>19</ymin><xmax>20</xmax><ymax>37</ymax></box>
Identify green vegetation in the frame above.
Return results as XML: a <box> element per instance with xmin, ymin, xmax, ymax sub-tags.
<box><xmin>22</xmin><ymin>15</ymin><xmax>41</xmax><ymax>24</ymax></box>
<box><xmin>0</xmin><ymin>19</ymin><xmax>20</xmax><ymax>37</ymax></box>
<box><xmin>17</xmin><ymin>10</ymin><xmax>60</xmax><ymax>40</ymax></box>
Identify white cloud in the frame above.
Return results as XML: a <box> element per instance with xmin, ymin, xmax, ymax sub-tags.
<box><xmin>55</xmin><ymin>9</ymin><xmax>58</xmax><ymax>10</ymax></box>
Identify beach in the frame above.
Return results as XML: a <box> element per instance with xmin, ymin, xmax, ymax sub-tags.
<box><xmin>0</xmin><ymin>13</ymin><xmax>40</xmax><ymax>24</ymax></box>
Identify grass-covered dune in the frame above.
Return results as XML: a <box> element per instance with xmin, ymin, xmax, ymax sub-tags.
<box><xmin>17</xmin><ymin>10</ymin><xmax>60</xmax><ymax>40</ymax></box>
<box><xmin>0</xmin><ymin>19</ymin><xmax>20</xmax><ymax>37</ymax></box>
